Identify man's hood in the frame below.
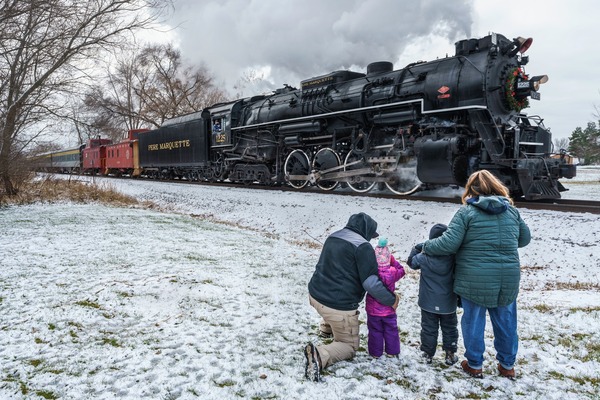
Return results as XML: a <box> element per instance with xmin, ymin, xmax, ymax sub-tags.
<box><xmin>345</xmin><ymin>212</ymin><xmax>378</xmax><ymax>240</ymax></box>
<box><xmin>466</xmin><ymin>195</ymin><xmax>510</xmax><ymax>215</ymax></box>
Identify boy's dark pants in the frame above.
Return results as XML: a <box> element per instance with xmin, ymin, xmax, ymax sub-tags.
<box><xmin>420</xmin><ymin>309</ymin><xmax>458</xmax><ymax>356</ymax></box>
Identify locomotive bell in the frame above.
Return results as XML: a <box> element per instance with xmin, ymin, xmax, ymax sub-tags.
<box><xmin>516</xmin><ymin>37</ymin><xmax>533</xmax><ymax>53</ymax></box>
<box><xmin>505</xmin><ymin>36</ymin><xmax>533</xmax><ymax>57</ymax></box>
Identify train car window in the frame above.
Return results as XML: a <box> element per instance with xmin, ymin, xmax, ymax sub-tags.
<box><xmin>213</xmin><ymin>118</ymin><xmax>222</xmax><ymax>132</ymax></box>
<box><xmin>213</xmin><ymin>117</ymin><xmax>228</xmax><ymax>145</ymax></box>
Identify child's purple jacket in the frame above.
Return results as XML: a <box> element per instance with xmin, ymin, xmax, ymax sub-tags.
<box><xmin>365</xmin><ymin>256</ymin><xmax>405</xmax><ymax>316</ymax></box>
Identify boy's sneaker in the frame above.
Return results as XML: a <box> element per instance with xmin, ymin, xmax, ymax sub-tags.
<box><xmin>422</xmin><ymin>352</ymin><xmax>433</xmax><ymax>364</ymax></box>
<box><xmin>461</xmin><ymin>360</ymin><xmax>483</xmax><ymax>378</ymax></box>
<box><xmin>498</xmin><ymin>364</ymin><xmax>516</xmax><ymax>380</ymax></box>
<box><xmin>304</xmin><ymin>342</ymin><xmax>321</xmax><ymax>382</ymax></box>
<box><xmin>445</xmin><ymin>351</ymin><xmax>458</xmax><ymax>365</ymax></box>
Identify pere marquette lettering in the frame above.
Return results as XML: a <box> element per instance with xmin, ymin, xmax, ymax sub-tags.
<box><xmin>148</xmin><ymin>140</ymin><xmax>191</xmax><ymax>151</ymax></box>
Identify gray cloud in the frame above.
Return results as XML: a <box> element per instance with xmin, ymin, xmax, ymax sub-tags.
<box><xmin>167</xmin><ymin>0</ymin><xmax>474</xmax><ymax>92</ymax></box>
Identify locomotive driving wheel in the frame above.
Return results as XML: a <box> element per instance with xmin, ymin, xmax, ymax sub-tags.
<box><xmin>344</xmin><ymin>150</ymin><xmax>376</xmax><ymax>193</ymax></box>
<box><xmin>284</xmin><ymin>149</ymin><xmax>310</xmax><ymax>189</ymax></box>
<box><xmin>384</xmin><ymin>158</ymin><xmax>422</xmax><ymax>195</ymax></box>
<box><xmin>312</xmin><ymin>148</ymin><xmax>340</xmax><ymax>191</ymax></box>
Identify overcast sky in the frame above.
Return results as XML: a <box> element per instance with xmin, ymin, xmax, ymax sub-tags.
<box><xmin>161</xmin><ymin>0</ymin><xmax>600</xmax><ymax>140</ymax></box>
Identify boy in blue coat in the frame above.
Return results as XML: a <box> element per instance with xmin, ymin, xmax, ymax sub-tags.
<box><xmin>407</xmin><ymin>223</ymin><xmax>458</xmax><ymax>365</ymax></box>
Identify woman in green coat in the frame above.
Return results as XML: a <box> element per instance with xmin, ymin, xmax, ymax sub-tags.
<box><xmin>421</xmin><ymin>170</ymin><xmax>531</xmax><ymax>379</ymax></box>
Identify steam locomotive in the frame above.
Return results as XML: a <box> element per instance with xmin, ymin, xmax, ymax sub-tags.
<box><xmin>40</xmin><ymin>32</ymin><xmax>576</xmax><ymax>200</ymax></box>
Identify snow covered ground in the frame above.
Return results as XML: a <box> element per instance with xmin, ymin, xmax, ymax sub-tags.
<box><xmin>1</xmin><ymin>169</ymin><xmax>599</xmax><ymax>399</ymax></box>
<box><xmin>559</xmin><ymin>165</ymin><xmax>600</xmax><ymax>199</ymax></box>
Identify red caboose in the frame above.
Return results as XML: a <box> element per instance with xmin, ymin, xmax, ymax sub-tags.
<box><xmin>105</xmin><ymin>129</ymin><xmax>148</xmax><ymax>177</ymax></box>
<box><xmin>82</xmin><ymin>137</ymin><xmax>112</xmax><ymax>175</ymax></box>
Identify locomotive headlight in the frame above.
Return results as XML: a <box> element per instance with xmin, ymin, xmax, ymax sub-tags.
<box><xmin>529</xmin><ymin>75</ymin><xmax>549</xmax><ymax>91</ymax></box>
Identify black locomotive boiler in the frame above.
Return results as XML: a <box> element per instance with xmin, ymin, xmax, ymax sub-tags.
<box><xmin>138</xmin><ymin>32</ymin><xmax>575</xmax><ymax>200</ymax></box>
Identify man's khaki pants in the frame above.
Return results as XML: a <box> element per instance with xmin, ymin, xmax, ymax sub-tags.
<box><xmin>309</xmin><ymin>295</ymin><xmax>360</xmax><ymax>368</ymax></box>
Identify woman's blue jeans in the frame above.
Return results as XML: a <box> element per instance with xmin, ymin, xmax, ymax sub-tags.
<box><xmin>461</xmin><ymin>298</ymin><xmax>518</xmax><ymax>370</ymax></box>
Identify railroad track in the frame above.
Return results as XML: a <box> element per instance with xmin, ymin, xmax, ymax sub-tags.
<box><xmin>515</xmin><ymin>198</ymin><xmax>600</xmax><ymax>214</ymax></box>
<box><xmin>57</xmin><ymin>173</ymin><xmax>600</xmax><ymax>215</ymax></box>
<box><xmin>300</xmin><ymin>186</ymin><xmax>600</xmax><ymax>214</ymax></box>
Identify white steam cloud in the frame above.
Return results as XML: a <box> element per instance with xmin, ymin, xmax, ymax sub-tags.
<box><xmin>167</xmin><ymin>0</ymin><xmax>474</xmax><ymax>94</ymax></box>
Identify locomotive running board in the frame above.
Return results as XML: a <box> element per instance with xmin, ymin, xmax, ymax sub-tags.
<box><xmin>233</xmin><ymin>99</ymin><xmax>488</xmax><ymax>132</ymax></box>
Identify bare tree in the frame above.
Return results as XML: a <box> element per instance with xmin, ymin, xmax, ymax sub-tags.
<box><xmin>553</xmin><ymin>137</ymin><xmax>570</xmax><ymax>152</ymax></box>
<box><xmin>81</xmin><ymin>44</ymin><xmax>232</xmax><ymax>142</ymax></box>
<box><xmin>84</xmin><ymin>43</ymin><xmax>229</xmax><ymax>133</ymax></box>
<box><xmin>136</xmin><ymin>43</ymin><xmax>226</xmax><ymax>126</ymax></box>
<box><xmin>0</xmin><ymin>0</ymin><xmax>170</xmax><ymax>196</ymax></box>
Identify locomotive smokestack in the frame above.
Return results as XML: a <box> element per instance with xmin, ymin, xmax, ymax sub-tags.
<box><xmin>367</xmin><ymin>61</ymin><xmax>393</xmax><ymax>76</ymax></box>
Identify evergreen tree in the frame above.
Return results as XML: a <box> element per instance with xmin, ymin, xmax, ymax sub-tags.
<box><xmin>568</xmin><ymin>122</ymin><xmax>600</xmax><ymax>165</ymax></box>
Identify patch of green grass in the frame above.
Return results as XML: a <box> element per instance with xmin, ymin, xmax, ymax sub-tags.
<box><xmin>462</xmin><ymin>393</ymin><xmax>490</xmax><ymax>399</ymax></box>
<box><xmin>29</xmin><ymin>359</ymin><xmax>43</xmax><ymax>367</ymax></box>
<box><xmin>366</xmin><ymin>372</ymin><xmax>385</xmax><ymax>380</ymax></box>
<box><xmin>75</xmin><ymin>299</ymin><xmax>101</xmax><ymax>309</ymax></box>
<box><xmin>556</xmin><ymin>333</ymin><xmax>587</xmax><ymax>349</ymax></box>
<box><xmin>0</xmin><ymin>377</ymin><xmax>28</xmax><ymax>395</ymax></box>
<box><xmin>533</xmin><ymin>304</ymin><xmax>552</xmax><ymax>313</ymax></box>
<box><xmin>46</xmin><ymin>369</ymin><xmax>65</xmax><ymax>374</ymax></box>
<box><xmin>35</xmin><ymin>390</ymin><xmax>58</xmax><ymax>399</ymax></box>
<box><xmin>48</xmin><ymin>323</ymin><xmax>56</xmax><ymax>330</ymax></box>
<box><xmin>544</xmin><ymin>281</ymin><xmax>600</xmax><ymax>291</ymax></box>
<box><xmin>571</xmin><ymin>333</ymin><xmax>591</xmax><ymax>340</ymax></box>
<box><xmin>525</xmin><ymin>334</ymin><xmax>544</xmax><ymax>342</ymax></box>
<box><xmin>100</xmin><ymin>337</ymin><xmax>121</xmax><ymax>347</ymax></box>
<box><xmin>548</xmin><ymin>370</ymin><xmax>598</xmax><ymax>386</ymax></box>
<box><xmin>391</xmin><ymin>377</ymin><xmax>412</xmax><ymax>389</ymax></box>
<box><xmin>569</xmin><ymin>306</ymin><xmax>600</xmax><ymax>312</ymax></box>
<box><xmin>584</xmin><ymin>341</ymin><xmax>600</xmax><ymax>362</ymax></box>
<box><xmin>214</xmin><ymin>379</ymin><xmax>235</xmax><ymax>387</ymax></box>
